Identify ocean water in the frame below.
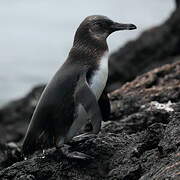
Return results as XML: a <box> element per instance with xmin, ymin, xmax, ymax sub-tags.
<box><xmin>0</xmin><ymin>0</ymin><xmax>175</xmax><ymax>106</ymax></box>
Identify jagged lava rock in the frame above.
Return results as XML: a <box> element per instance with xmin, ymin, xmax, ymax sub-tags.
<box><xmin>0</xmin><ymin>61</ymin><xmax>179</xmax><ymax>179</ymax></box>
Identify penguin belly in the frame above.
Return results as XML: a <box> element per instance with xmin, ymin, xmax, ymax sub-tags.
<box><xmin>90</xmin><ymin>52</ymin><xmax>109</xmax><ymax>99</ymax></box>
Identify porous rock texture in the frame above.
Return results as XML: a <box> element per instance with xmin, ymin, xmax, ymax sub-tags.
<box><xmin>108</xmin><ymin>3</ymin><xmax>180</xmax><ymax>91</ymax></box>
<box><xmin>0</xmin><ymin>2</ymin><xmax>180</xmax><ymax>179</ymax></box>
<box><xmin>0</xmin><ymin>61</ymin><xmax>179</xmax><ymax>180</ymax></box>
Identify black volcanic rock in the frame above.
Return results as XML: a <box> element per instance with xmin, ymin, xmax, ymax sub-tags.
<box><xmin>0</xmin><ymin>85</ymin><xmax>45</xmax><ymax>143</ymax></box>
<box><xmin>108</xmin><ymin>5</ymin><xmax>180</xmax><ymax>91</ymax></box>
<box><xmin>176</xmin><ymin>0</ymin><xmax>180</xmax><ymax>7</ymax></box>
<box><xmin>0</xmin><ymin>2</ymin><xmax>180</xmax><ymax>178</ymax></box>
<box><xmin>0</xmin><ymin>61</ymin><xmax>179</xmax><ymax>179</ymax></box>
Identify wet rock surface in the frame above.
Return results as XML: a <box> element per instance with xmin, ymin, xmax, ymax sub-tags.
<box><xmin>0</xmin><ymin>61</ymin><xmax>179</xmax><ymax>180</ymax></box>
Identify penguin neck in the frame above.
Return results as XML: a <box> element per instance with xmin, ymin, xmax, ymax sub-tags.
<box><xmin>69</xmin><ymin>36</ymin><xmax>108</xmax><ymax>62</ymax></box>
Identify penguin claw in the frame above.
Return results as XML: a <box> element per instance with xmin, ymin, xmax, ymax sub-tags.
<box><xmin>66</xmin><ymin>151</ymin><xmax>94</xmax><ymax>160</ymax></box>
<box><xmin>72</xmin><ymin>133</ymin><xmax>97</xmax><ymax>143</ymax></box>
<box><xmin>60</xmin><ymin>144</ymin><xmax>94</xmax><ymax>160</ymax></box>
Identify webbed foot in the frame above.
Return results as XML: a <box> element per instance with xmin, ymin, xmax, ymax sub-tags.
<box><xmin>72</xmin><ymin>133</ymin><xmax>97</xmax><ymax>143</ymax></box>
<box><xmin>56</xmin><ymin>144</ymin><xmax>94</xmax><ymax>161</ymax></box>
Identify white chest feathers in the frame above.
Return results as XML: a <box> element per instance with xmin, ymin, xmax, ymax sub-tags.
<box><xmin>90</xmin><ymin>52</ymin><xmax>109</xmax><ymax>100</ymax></box>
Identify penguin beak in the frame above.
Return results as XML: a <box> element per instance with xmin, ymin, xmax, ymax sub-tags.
<box><xmin>110</xmin><ymin>22</ymin><xmax>137</xmax><ymax>32</ymax></box>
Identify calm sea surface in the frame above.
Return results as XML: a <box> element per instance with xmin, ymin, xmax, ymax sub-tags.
<box><xmin>0</xmin><ymin>0</ymin><xmax>175</xmax><ymax>105</ymax></box>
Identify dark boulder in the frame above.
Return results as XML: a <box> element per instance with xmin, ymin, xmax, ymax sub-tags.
<box><xmin>108</xmin><ymin>5</ymin><xmax>180</xmax><ymax>91</ymax></box>
<box><xmin>0</xmin><ymin>85</ymin><xmax>45</xmax><ymax>143</ymax></box>
<box><xmin>176</xmin><ymin>0</ymin><xmax>180</xmax><ymax>7</ymax></box>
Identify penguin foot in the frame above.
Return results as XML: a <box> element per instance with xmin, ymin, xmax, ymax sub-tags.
<box><xmin>72</xmin><ymin>133</ymin><xmax>97</xmax><ymax>143</ymax></box>
<box><xmin>57</xmin><ymin>144</ymin><xmax>93</xmax><ymax>160</ymax></box>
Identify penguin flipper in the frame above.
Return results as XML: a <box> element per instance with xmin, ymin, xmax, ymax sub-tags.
<box><xmin>98</xmin><ymin>89</ymin><xmax>110</xmax><ymax>121</ymax></box>
<box><xmin>74</xmin><ymin>72</ymin><xmax>103</xmax><ymax>134</ymax></box>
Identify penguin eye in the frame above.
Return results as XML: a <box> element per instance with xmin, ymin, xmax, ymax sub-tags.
<box><xmin>97</xmin><ymin>23</ymin><xmax>104</xmax><ymax>28</ymax></box>
<box><xmin>89</xmin><ymin>20</ymin><xmax>112</xmax><ymax>36</ymax></box>
<box><xmin>96</xmin><ymin>21</ymin><xmax>112</xmax><ymax>30</ymax></box>
<box><xmin>91</xmin><ymin>22</ymin><xmax>106</xmax><ymax>32</ymax></box>
<box><xmin>93</xmin><ymin>23</ymin><xmax>102</xmax><ymax>29</ymax></box>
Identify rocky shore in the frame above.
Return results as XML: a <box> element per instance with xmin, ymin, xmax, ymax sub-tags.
<box><xmin>0</xmin><ymin>2</ymin><xmax>179</xmax><ymax>180</ymax></box>
<box><xmin>0</xmin><ymin>60</ymin><xmax>179</xmax><ymax>180</ymax></box>
<box><xmin>108</xmin><ymin>2</ymin><xmax>180</xmax><ymax>91</ymax></box>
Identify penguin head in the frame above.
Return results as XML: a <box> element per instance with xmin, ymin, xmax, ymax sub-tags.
<box><xmin>74</xmin><ymin>15</ymin><xmax>137</xmax><ymax>42</ymax></box>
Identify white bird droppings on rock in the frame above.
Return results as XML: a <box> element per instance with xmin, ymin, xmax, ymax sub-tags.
<box><xmin>150</xmin><ymin>101</ymin><xmax>174</xmax><ymax>112</ymax></box>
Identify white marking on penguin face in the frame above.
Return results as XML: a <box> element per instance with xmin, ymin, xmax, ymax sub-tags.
<box><xmin>90</xmin><ymin>51</ymin><xmax>109</xmax><ymax>99</ymax></box>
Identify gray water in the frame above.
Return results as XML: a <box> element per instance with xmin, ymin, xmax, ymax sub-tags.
<box><xmin>0</xmin><ymin>0</ymin><xmax>175</xmax><ymax>105</ymax></box>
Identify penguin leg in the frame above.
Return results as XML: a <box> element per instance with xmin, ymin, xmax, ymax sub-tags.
<box><xmin>57</xmin><ymin>143</ymin><xmax>93</xmax><ymax>160</ymax></box>
<box><xmin>55</xmin><ymin>132</ymin><xmax>93</xmax><ymax>160</ymax></box>
<box><xmin>54</xmin><ymin>106</ymin><xmax>94</xmax><ymax>160</ymax></box>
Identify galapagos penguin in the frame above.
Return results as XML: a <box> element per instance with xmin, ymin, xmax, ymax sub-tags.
<box><xmin>22</xmin><ymin>15</ymin><xmax>136</xmax><ymax>156</ymax></box>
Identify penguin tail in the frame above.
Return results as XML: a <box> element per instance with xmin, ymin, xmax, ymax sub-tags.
<box><xmin>22</xmin><ymin>124</ymin><xmax>45</xmax><ymax>156</ymax></box>
<box><xmin>22</xmin><ymin>131</ymin><xmax>39</xmax><ymax>156</ymax></box>
<box><xmin>22</xmin><ymin>128</ymin><xmax>55</xmax><ymax>156</ymax></box>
